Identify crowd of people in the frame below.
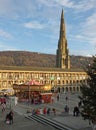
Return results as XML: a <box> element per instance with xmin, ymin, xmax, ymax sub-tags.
<box><xmin>0</xmin><ymin>92</ymin><xmax>83</xmax><ymax>126</ymax></box>
<box><xmin>31</xmin><ymin>107</ymin><xmax>56</xmax><ymax>116</ymax></box>
<box><xmin>29</xmin><ymin>93</ymin><xmax>82</xmax><ymax>118</ymax></box>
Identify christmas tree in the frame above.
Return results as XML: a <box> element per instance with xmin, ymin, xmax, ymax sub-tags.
<box><xmin>80</xmin><ymin>56</ymin><xmax>96</xmax><ymax>124</ymax></box>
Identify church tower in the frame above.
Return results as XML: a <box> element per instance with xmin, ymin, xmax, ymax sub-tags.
<box><xmin>56</xmin><ymin>9</ymin><xmax>70</xmax><ymax>69</ymax></box>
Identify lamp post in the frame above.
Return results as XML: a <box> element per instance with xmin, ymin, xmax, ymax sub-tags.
<box><xmin>28</xmin><ymin>85</ymin><xmax>30</xmax><ymax>104</ymax></box>
<box><xmin>10</xmin><ymin>99</ymin><xmax>12</xmax><ymax>110</ymax></box>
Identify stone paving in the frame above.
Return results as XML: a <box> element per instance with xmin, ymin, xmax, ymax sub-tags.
<box><xmin>0</xmin><ymin>92</ymin><xmax>93</xmax><ymax>130</ymax></box>
<box><xmin>0</xmin><ymin>105</ymin><xmax>57</xmax><ymax>130</ymax></box>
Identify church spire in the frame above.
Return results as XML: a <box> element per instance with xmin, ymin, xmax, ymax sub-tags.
<box><xmin>60</xmin><ymin>9</ymin><xmax>66</xmax><ymax>40</ymax></box>
<box><xmin>61</xmin><ymin>9</ymin><xmax>64</xmax><ymax>19</ymax></box>
<box><xmin>56</xmin><ymin>9</ymin><xmax>70</xmax><ymax>69</ymax></box>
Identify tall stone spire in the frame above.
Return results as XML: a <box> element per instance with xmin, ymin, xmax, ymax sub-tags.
<box><xmin>60</xmin><ymin>9</ymin><xmax>66</xmax><ymax>39</ymax></box>
<box><xmin>56</xmin><ymin>9</ymin><xmax>70</xmax><ymax>69</ymax></box>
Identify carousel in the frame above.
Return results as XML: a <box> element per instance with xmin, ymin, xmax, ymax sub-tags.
<box><xmin>13</xmin><ymin>80</ymin><xmax>52</xmax><ymax>103</ymax></box>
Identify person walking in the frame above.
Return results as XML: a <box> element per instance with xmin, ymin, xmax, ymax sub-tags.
<box><xmin>65</xmin><ymin>96</ymin><xmax>68</xmax><ymax>101</ymax></box>
<box><xmin>52</xmin><ymin>108</ymin><xmax>56</xmax><ymax>116</ymax></box>
<box><xmin>64</xmin><ymin>105</ymin><xmax>69</xmax><ymax>113</ymax></box>
<box><xmin>43</xmin><ymin>107</ymin><xmax>47</xmax><ymax>114</ymax></box>
<box><xmin>1</xmin><ymin>102</ymin><xmax>6</xmax><ymax>112</ymax></box>
<box><xmin>57</xmin><ymin>94</ymin><xmax>60</xmax><ymax>101</ymax></box>
<box><xmin>73</xmin><ymin>106</ymin><xmax>79</xmax><ymax>117</ymax></box>
<box><xmin>47</xmin><ymin>108</ymin><xmax>51</xmax><ymax>115</ymax></box>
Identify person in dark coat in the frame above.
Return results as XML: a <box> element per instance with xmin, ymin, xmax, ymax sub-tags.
<box><xmin>47</xmin><ymin>108</ymin><xmax>51</xmax><ymax>115</ymax></box>
<box><xmin>73</xmin><ymin>106</ymin><xmax>79</xmax><ymax>116</ymax></box>
<box><xmin>5</xmin><ymin>113</ymin><xmax>10</xmax><ymax>124</ymax></box>
<box><xmin>8</xmin><ymin>110</ymin><xmax>14</xmax><ymax>124</ymax></box>
<box><xmin>64</xmin><ymin>105</ymin><xmax>69</xmax><ymax>113</ymax></box>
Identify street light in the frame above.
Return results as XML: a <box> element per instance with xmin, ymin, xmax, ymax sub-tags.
<box><xmin>28</xmin><ymin>85</ymin><xmax>30</xmax><ymax>104</ymax></box>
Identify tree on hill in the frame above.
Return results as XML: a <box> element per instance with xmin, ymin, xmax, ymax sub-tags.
<box><xmin>79</xmin><ymin>56</ymin><xmax>96</xmax><ymax>129</ymax></box>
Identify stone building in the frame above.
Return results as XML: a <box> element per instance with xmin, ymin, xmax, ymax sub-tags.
<box><xmin>0</xmin><ymin>68</ymin><xmax>87</xmax><ymax>92</ymax></box>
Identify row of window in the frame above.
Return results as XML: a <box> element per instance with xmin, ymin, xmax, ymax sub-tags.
<box><xmin>0</xmin><ymin>78</ymin><xmax>87</xmax><ymax>88</ymax></box>
<box><xmin>0</xmin><ymin>72</ymin><xmax>87</xmax><ymax>80</ymax></box>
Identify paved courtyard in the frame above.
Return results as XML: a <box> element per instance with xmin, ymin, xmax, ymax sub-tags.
<box><xmin>0</xmin><ymin>92</ymin><xmax>93</xmax><ymax>130</ymax></box>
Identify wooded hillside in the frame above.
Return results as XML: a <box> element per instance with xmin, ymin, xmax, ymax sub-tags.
<box><xmin>0</xmin><ymin>51</ymin><xmax>92</xmax><ymax>69</ymax></box>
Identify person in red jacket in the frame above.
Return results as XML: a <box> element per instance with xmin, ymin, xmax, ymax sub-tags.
<box><xmin>43</xmin><ymin>107</ymin><xmax>47</xmax><ymax>114</ymax></box>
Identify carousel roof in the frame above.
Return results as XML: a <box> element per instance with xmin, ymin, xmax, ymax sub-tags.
<box><xmin>13</xmin><ymin>80</ymin><xmax>51</xmax><ymax>91</ymax></box>
<box><xmin>25</xmin><ymin>80</ymin><xmax>42</xmax><ymax>86</ymax></box>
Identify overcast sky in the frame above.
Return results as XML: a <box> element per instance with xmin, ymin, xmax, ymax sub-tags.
<box><xmin>0</xmin><ymin>0</ymin><xmax>96</xmax><ymax>56</ymax></box>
